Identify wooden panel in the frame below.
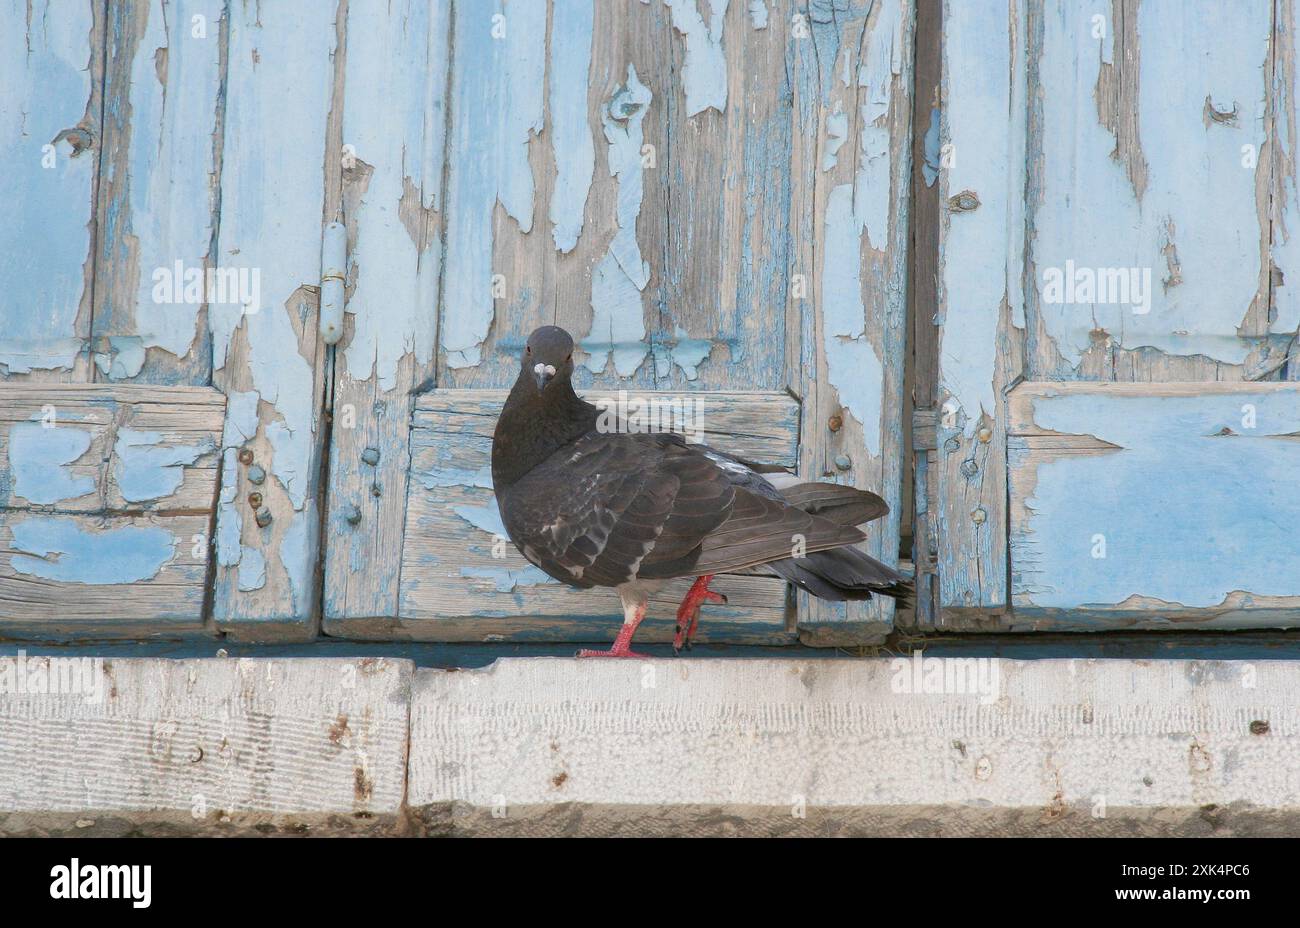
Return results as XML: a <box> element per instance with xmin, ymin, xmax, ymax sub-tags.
<box><xmin>1024</xmin><ymin>0</ymin><xmax>1284</xmax><ymax>382</ymax></box>
<box><xmin>1008</xmin><ymin>382</ymin><xmax>1300</xmax><ymax>629</ymax></box>
<box><xmin>209</xmin><ymin>3</ymin><xmax>336</xmax><ymax>640</ymax></box>
<box><xmin>435</xmin><ymin>0</ymin><xmax>800</xmax><ymax>394</ymax></box>
<box><xmin>323</xmin><ymin>390</ymin><xmax>799</xmax><ymax>642</ymax></box>
<box><xmin>0</xmin><ymin>384</ymin><xmax>224</xmax><ymax>636</ymax></box>
<box><xmin>0</xmin><ymin>384</ymin><xmax>223</xmax><ymax>513</ymax></box>
<box><xmin>323</xmin><ymin>0</ymin><xmax>451</xmax><ymax>625</ymax></box>
<box><xmin>0</xmin><ymin>0</ymin><xmax>104</xmax><ymax>382</ymax></box>
<box><xmin>933</xmin><ymin>0</ymin><xmax>1025</xmax><ymax>623</ymax></box>
<box><xmin>91</xmin><ymin>0</ymin><xmax>224</xmax><ymax>384</ymax></box>
<box><xmin>786</xmin><ymin>0</ymin><xmax>915</xmax><ymax>646</ymax></box>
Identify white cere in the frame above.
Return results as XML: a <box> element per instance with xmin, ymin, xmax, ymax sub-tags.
<box><xmin>534</xmin><ymin>362</ymin><xmax>557</xmax><ymax>378</ymax></box>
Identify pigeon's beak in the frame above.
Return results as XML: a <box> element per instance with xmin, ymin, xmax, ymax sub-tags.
<box><xmin>532</xmin><ymin>362</ymin><xmax>556</xmax><ymax>392</ymax></box>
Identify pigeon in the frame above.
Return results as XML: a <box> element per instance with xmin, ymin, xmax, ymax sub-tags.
<box><xmin>491</xmin><ymin>326</ymin><xmax>911</xmax><ymax>658</ymax></box>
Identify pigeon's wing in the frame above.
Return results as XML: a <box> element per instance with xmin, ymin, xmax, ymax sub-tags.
<box><xmin>498</xmin><ymin>431</ymin><xmax>736</xmax><ymax>588</ymax></box>
<box><xmin>637</xmin><ymin>485</ymin><xmax>868</xmax><ymax>578</ymax></box>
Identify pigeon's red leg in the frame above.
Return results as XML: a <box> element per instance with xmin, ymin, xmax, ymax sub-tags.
<box><xmin>577</xmin><ymin>600</ymin><xmax>652</xmax><ymax>659</ymax></box>
<box><xmin>673</xmin><ymin>575</ymin><xmax>727</xmax><ymax>652</ymax></box>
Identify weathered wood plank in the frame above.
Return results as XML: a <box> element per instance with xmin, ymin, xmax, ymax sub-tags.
<box><xmin>0</xmin><ymin>512</ymin><xmax>211</xmax><ymax>634</ymax></box>
<box><xmin>786</xmin><ymin>0</ymin><xmax>914</xmax><ymax>645</ymax></box>
<box><xmin>91</xmin><ymin>0</ymin><xmax>224</xmax><ymax>385</ymax></box>
<box><xmin>0</xmin><ymin>657</ymin><xmax>411</xmax><ymax>834</ymax></box>
<box><xmin>323</xmin><ymin>0</ymin><xmax>451</xmax><ymax>625</ymax></box>
<box><xmin>1007</xmin><ymin>382</ymin><xmax>1300</xmax><ymax>629</ymax></box>
<box><xmin>0</xmin><ymin>384</ymin><xmax>223</xmax><ymax>513</ymax></box>
<box><xmin>0</xmin><ymin>384</ymin><xmax>223</xmax><ymax>636</ymax></box>
<box><xmin>0</xmin><ymin>0</ymin><xmax>104</xmax><ymax>382</ymax></box>
<box><xmin>209</xmin><ymin>3</ymin><xmax>336</xmax><ymax>640</ymax></box>
<box><xmin>1021</xmin><ymin>0</ymin><xmax>1283</xmax><ymax>382</ymax></box>
<box><xmin>933</xmin><ymin>0</ymin><xmax>1025</xmax><ymax>622</ymax></box>
<box><xmin>323</xmin><ymin>389</ymin><xmax>800</xmax><ymax>641</ymax></box>
<box><xmin>906</xmin><ymin>0</ymin><xmax>941</xmax><ymax>629</ymax></box>
<box><xmin>658</xmin><ymin>0</ymin><xmax>792</xmax><ymax>391</ymax></box>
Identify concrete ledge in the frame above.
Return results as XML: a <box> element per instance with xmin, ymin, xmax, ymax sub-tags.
<box><xmin>4</xmin><ymin>655</ymin><xmax>1299</xmax><ymax>835</ymax></box>
<box><xmin>0</xmin><ymin>656</ymin><xmax>412</xmax><ymax>836</ymax></box>
<box><xmin>408</xmin><ymin>658</ymin><xmax>1300</xmax><ymax>836</ymax></box>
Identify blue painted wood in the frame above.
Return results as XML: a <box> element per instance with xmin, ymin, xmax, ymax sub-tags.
<box><xmin>0</xmin><ymin>0</ymin><xmax>101</xmax><ymax>379</ymax></box>
<box><xmin>1008</xmin><ymin>382</ymin><xmax>1300</xmax><ymax>628</ymax></box>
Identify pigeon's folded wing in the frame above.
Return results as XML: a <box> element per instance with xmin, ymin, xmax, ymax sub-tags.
<box><xmin>497</xmin><ymin>431</ymin><xmax>735</xmax><ymax>588</ymax></box>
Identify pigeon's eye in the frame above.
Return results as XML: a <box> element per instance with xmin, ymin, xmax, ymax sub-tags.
<box><xmin>526</xmin><ymin>346</ymin><xmax>531</xmax><ymax>354</ymax></box>
<box><xmin>566</xmin><ymin>353</ymin><xmax>572</xmax><ymax>362</ymax></box>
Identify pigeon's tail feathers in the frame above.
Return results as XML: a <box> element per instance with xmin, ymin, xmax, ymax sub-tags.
<box><xmin>765</xmin><ymin>546</ymin><xmax>913</xmax><ymax>605</ymax></box>
<box><xmin>779</xmin><ymin>482</ymin><xmax>889</xmax><ymax>527</ymax></box>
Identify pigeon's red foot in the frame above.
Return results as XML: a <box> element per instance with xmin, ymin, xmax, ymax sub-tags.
<box><xmin>577</xmin><ymin>601</ymin><xmax>650</xmax><ymax>659</ymax></box>
<box><xmin>674</xmin><ymin>574</ymin><xmax>727</xmax><ymax>652</ymax></box>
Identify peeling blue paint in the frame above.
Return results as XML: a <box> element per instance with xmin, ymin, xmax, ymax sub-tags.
<box><xmin>418</xmin><ymin>464</ymin><xmax>494</xmax><ymax>490</ymax></box>
<box><xmin>583</xmin><ymin>67</ymin><xmax>653</xmax><ymax>377</ymax></box>
<box><xmin>8</xmin><ymin>423</ymin><xmax>95</xmax><ymax>505</ymax></box>
<box><xmin>441</xmin><ymin>0</ymin><xmax>547</xmax><ymax>369</ymax></box>
<box><xmin>822</xmin><ymin>185</ymin><xmax>885</xmax><ymax>455</ymax></box>
<box><xmin>748</xmin><ymin>0</ymin><xmax>768</xmax><ymax>30</ymax></box>
<box><xmin>665</xmin><ymin>0</ymin><xmax>729</xmax><ymax>117</ymax></box>
<box><xmin>237</xmin><ymin>546</ymin><xmax>266</xmax><ymax>592</ymax></box>
<box><xmin>459</xmin><ymin>565</ymin><xmax>555</xmax><ymax>592</ymax></box>
<box><xmin>453</xmin><ymin>502</ymin><xmax>506</xmax><ymax>537</ymax></box>
<box><xmin>113</xmin><ymin>429</ymin><xmax>214</xmax><ymax>503</ymax></box>
<box><xmin>1012</xmin><ymin>390</ymin><xmax>1300</xmax><ymax>609</ymax></box>
<box><xmin>0</xmin><ymin>1</ymin><xmax>95</xmax><ymax>374</ymax></box>
<box><xmin>922</xmin><ymin>106</ymin><xmax>940</xmax><ymax>186</ymax></box>
<box><xmin>11</xmin><ymin>516</ymin><xmax>174</xmax><ymax>584</ymax></box>
<box><xmin>548</xmin><ymin>0</ymin><xmax>595</xmax><ymax>253</ymax></box>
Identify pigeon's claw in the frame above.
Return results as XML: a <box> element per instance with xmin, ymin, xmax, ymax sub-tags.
<box><xmin>673</xmin><ymin>575</ymin><xmax>725</xmax><ymax>652</ymax></box>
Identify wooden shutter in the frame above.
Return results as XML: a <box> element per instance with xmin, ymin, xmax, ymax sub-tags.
<box><xmin>322</xmin><ymin>0</ymin><xmax>916</xmax><ymax>645</ymax></box>
<box><xmin>922</xmin><ymin>0</ymin><xmax>1300</xmax><ymax>629</ymax></box>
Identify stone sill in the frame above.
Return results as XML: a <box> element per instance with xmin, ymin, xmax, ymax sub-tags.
<box><xmin>2</xmin><ymin>655</ymin><xmax>1296</xmax><ymax>836</ymax></box>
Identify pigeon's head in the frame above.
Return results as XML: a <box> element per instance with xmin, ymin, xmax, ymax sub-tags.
<box><xmin>522</xmin><ymin>326</ymin><xmax>575</xmax><ymax>393</ymax></box>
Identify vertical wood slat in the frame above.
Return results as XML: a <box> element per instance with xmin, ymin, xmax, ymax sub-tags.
<box><xmin>906</xmin><ymin>0</ymin><xmax>942</xmax><ymax>628</ymax></box>
<box><xmin>933</xmin><ymin>0</ymin><xmax>1025</xmax><ymax>623</ymax></box>
<box><xmin>0</xmin><ymin>0</ymin><xmax>104</xmax><ymax>382</ymax></box>
<box><xmin>209</xmin><ymin>2</ymin><xmax>337</xmax><ymax>640</ymax></box>
<box><xmin>323</xmin><ymin>0</ymin><xmax>451</xmax><ymax>626</ymax></box>
<box><xmin>786</xmin><ymin>0</ymin><xmax>915</xmax><ymax>644</ymax></box>
<box><xmin>91</xmin><ymin>0</ymin><xmax>224</xmax><ymax>385</ymax></box>
<box><xmin>434</xmin><ymin>1</ymin><xmax>797</xmax><ymax>395</ymax></box>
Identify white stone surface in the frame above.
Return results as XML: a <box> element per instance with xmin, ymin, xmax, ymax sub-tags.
<box><xmin>0</xmin><ymin>656</ymin><xmax>412</xmax><ymax>835</ymax></box>
<box><xmin>409</xmin><ymin>657</ymin><xmax>1300</xmax><ymax>835</ymax></box>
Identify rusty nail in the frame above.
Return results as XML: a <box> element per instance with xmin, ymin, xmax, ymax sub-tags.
<box><xmin>343</xmin><ymin>504</ymin><xmax>362</xmax><ymax>526</ymax></box>
<box><xmin>361</xmin><ymin>447</ymin><xmax>380</xmax><ymax>466</ymax></box>
<box><xmin>247</xmin><ymin>464</ymin><xmax>266</xmax><ymax>484</ymax></box>
<box><xmin>1250</xmin><ymin>719</ymin><xmax>1270</xmax><ymax>735</ymax></box>
<box><xmin>371</xmin><ymin>482</ymin><xmax>382</xmax><ymax>498</ymax></box>
<box><xmin>943</xmin><ymin>437</ymin><xmax>960</xmax><ymax>453</ymax></box>
<box><xmin>827</xmin><ymin>414</ymin><xmax>843</xmax><ymax>433</ymax></box>
<box><xmin>833</xmin><ymin>454</ymin><xmax>852</xmax><ymax>471</ymax></box>
<box><xmin>971</xmin><ymin>507</ymin><xmax>987</xmax><ymax>524</ymax></box>
<box><xmin>977</xmin><ymin>427</ymin><xmax>992</xmax><ymax>443</ymax></box>
<box><xmin>248</xmin><ymin>492</ymin><xmax>263</xmax><ymax>509</ymax></box>
<box><xmin>238</xmin><ymin>448</ymin><xmax>254</xmax><ymax>465</ymax></box>
<box><xmin>255</xmin><ymin>508</ymin><xmax>273</xmax><ymax>528</ymax></box>
<box><xmin>960</xmin><ymin>459</ymin><xmax>978</xmax><ymax>478</ymax></box>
